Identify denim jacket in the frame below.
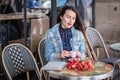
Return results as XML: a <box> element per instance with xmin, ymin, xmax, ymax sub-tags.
<box><xmin>45</xmin><ymin>23</ymin><xmax>86</xmax><ymax>61</ymax></box>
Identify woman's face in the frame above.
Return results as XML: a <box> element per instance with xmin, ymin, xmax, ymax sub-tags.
<box><xmin>60</xmin><ymin>9</ymin><xmax>76</xmax><ymax>29</ymax></box>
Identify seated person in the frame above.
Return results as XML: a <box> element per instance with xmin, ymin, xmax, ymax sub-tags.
<box><xmin>45</xmin><ymin>5</ymin><xmax>86</xmax><ymax>62</ymax></box>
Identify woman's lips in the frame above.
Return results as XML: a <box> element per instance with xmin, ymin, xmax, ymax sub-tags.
<box><xmin>67</xmin><ymin>23</ymin><xmax>72</xmax><ymax>26</ymax></box>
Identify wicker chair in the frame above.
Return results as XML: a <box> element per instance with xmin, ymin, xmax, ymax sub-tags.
<box><xmin>38</xmin><ymin>35</ymin><xmax>48</xmax><ymax>80</ymax></box>
<box><xmin>86</xmin><ymin>27</ymin><xmax>120</xmax><ymax>61</ymax></box>
<box><xmin>86</xmin><ymin>27</ymin><xmax>110</xmax><ymax>61</ymax></box>
<box><xmin>2</xmin><ymin>43</ymin><xmax>41</xmax><ymax>80</ymax></box>
<box><xmin>86</xmin><ymin>27</ymin><xmax>120</xmax><ymax>79</ymax></box>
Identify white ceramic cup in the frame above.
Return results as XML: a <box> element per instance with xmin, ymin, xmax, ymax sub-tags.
<box><xmin>70</xmin><ymin>51</ymin><xmax>76</xmax><ymax>58</ymax></box>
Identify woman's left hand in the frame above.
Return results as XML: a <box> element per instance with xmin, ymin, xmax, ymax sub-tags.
<box><xmin>76</xmin><ymin>51</ymin><xmax>81</xmax><ymax>58</ymax></box>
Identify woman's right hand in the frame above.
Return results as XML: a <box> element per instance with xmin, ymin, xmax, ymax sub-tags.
<box><xmin>61</xmin><ymin>50</ymin><xmax>71</xmax><ymax>58</ymax></box>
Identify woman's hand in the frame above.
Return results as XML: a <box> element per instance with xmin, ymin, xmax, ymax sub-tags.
<box><xmin>76</xmin><ymin>51</ymin><xmax>81</xmax><ymax>58</ymax></box>
<box><xmin>61</xmin><ymin>50</ymin><xmax>71</xmax><ymax>58</ymax></box>
<box><xmin>70</xmin><ymin>51</ymin><xmax>81</xmax><ymax>59</ymax></box>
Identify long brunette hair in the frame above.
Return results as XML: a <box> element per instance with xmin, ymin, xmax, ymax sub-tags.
<box><xmin>59</xmin><ymin>5</ymin><xmax>86</xmax><ymax>39</ymax></box>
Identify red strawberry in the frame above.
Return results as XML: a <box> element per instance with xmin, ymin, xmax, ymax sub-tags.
<box><xmin>66</xmin><ymin>57</ymin><xmax>94</xmax><ymax>71</ymax></box>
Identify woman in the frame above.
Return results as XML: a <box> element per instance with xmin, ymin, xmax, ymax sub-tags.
<box><xmin>45</xmin><ymin>5</ymin><xmax>86</xmax><ymax>61</ymax></box>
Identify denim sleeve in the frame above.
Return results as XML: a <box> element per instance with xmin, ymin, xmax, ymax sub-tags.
<box><xmin>79</xmin><ymin>33</ymin><xmax>86</xmax><ymax>60</ymax></box>
<box><xmin>45</xmin><ymin>31</ymin><xmax>60</xmax><ymax>61</ymax></box>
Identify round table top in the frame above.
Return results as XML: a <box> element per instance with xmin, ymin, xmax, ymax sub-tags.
<box><xmin>110</xmin><ymin>43</ymin><xmax>120</xmax><ymax>52</ymax></box>
<box><xmin>48</xmin><ymin>61</ymin><xmax>114</xmax><ymax>80</ymax></box>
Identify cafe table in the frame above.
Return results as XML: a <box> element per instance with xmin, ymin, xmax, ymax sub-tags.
<box><xmin>110</xmin><ymin>43</ymin><xmax>120</xmax><ymax>52</ymax></box>
<box><xmin>47</xmin><ymin>61</ymin><xmax>114</xmax><ymax>80</ymax></box>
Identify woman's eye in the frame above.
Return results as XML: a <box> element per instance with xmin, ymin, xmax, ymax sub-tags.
<box><xmin>66</xmin><ymin>15</ymin><xmax>76</xmax><ymax>20</ymax></box>
<box><xmin>66</xmin><ymin>16</ymin><xmax>71</xmax><ymax>19</ymax></box>
<box><xmin>72</xmin><ymin>17</ymin><xmax>76</xmax><ymax>20</ymax></box>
